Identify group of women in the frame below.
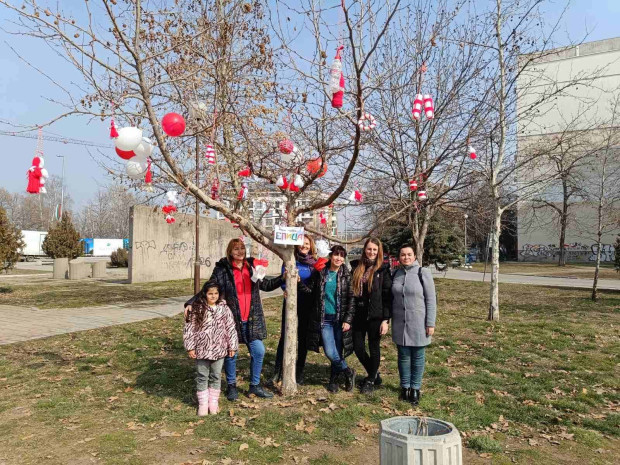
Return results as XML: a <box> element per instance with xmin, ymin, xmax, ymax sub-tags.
<box><xmin>184</xmin><ymin>235</ymin><xmax>436</xmax><ymax>406</ymax></box>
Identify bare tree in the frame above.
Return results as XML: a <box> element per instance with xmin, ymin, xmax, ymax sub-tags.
<box><xmin>76</xmin><ymin>185</ymin><xmax>141</xmax><ymax>238</ymax></box>
<box><xmin>0</xmin><ymin>0</ymin><xmax>403</xmax><ymax>394</ymax></box>
<box><xmin>359</xmin><ymin>0</ymin><xmax>490</xmax><ymax>263</ymax></box>
<box><xmin>580</xmin><ymin>97</ymin><xmax>620</xmax><ymax>301</ymax></box>
<box><xmin>479</xmin><ymin>0</ymin><xmax>600</xmax><ymax>321</ymax></box>
<box><xmin>0</xmin><ymin>177</ymin><xmax>73</xmax><ymax>230</ymax></box>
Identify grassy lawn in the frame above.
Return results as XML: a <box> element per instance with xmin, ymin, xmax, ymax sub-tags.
<box><xmin>0</xmin><ymin>277</ymin><xmax>195</xmax><ymax>309</ymax></box>
<box><xmin>1</xmin><ymin>268</ymin><xmax>50</xmax><ymax>275</ymax></box>
<box><xmin>466</xmin><ymin>262</ymin><xmax>619</xmax><ymax>280</ymax></box>
<box><xmin>1</xmin><ymin>280</ymin><xmax>618</xmax><ymax>464</ymax></box>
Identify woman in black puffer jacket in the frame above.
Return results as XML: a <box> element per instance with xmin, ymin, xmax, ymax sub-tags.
<box><xmin>300</xmin><ymin>245</ymin><xmax>356</xmax><ymax>393</ymax></box>
<box><xmin>350</xmin><ymin>238</ymin><xmax>393</xmax><ymax>394</ymax></box>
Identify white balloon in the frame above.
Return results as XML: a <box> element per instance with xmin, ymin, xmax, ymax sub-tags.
<box><xmin>133</xmin><ymin>136</ymin><xmax>154</xmax><ymax>159</ymax></box>
<box><xmin>126</xmin><ymin>158</ymin><xmax>148</xmax><ymax>179</ymax></box>
<box><xmin>115</xmin><ymin>127</ymin><xmax>143</xmax><ymax>151</ymax></box>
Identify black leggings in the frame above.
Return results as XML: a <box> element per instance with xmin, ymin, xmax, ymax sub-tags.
<box><xmin>353</xmin><ymin>319</ymin><xmax>382</xmax><ymax>380</ymax></box>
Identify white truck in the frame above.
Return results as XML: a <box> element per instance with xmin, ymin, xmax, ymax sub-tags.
<box><xmin>20</xmin><ymin>230</ymin><xmax>48</xmax><ymax>261</ymax></box>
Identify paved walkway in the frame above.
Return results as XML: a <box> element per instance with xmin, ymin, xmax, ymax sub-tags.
<box><xmin>432</xmin><ymin>268</ymin><xmax>620</xmax><ymax>290</ymax></box>
<box><xmin>0</xmin><ymin>290</ymin><xmax>282</xmax><ymax>346</ymax></box>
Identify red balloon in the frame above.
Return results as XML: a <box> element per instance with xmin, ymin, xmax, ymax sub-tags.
<box><xmin>115</xmin><ymin>147</ymin><xmax>136</xmax><ymax>160</ymax></box>
<box><xmin>162</xmin><ymin>112</ymin><xmax>186</xmax><ymax>137</ymax></box>
<box><xmin>307</xmin><ymin>158</ymin><xmax>328</xmax><ymax>178</ymax></box>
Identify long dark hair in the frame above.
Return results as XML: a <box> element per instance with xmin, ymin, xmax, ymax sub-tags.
<box><xmin>188</xmin><ymin>280</ymin><xmax>222</xmax><ymax>328</ymax></box>
<box><xmin>352</xmin><ymin>237</ymin><xmax>384</xmax><ymax>296</ymax></box>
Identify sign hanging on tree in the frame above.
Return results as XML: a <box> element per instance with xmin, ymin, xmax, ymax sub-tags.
<box><xmin>274</xmin><ymin>226</ymin><xmax>305</xmax><ymax>245</ymax></box>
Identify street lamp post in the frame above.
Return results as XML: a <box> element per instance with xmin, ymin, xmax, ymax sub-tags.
<box><xmin>464</xmin><ymin>213</ymin><xmax>469</xmax><ymax>267</ymax></box>
<box><xmin>189</xmin><ymin>101</ymin><xmax>208</xmax><ymax>295</ymax></box>
<box><xmin>56</xmin><ymin>155</ymin><xmax>65</xmax><ymax>220</ymax></box>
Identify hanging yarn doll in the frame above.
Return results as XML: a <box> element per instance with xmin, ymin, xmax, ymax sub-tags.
<box><xmin>109</xmin><ymin>117</ymin><xmax>119</xmax><ymax>138</ymax></box>
<box><xmin>276</xmin><ymin>175</ymin><xmax>289</xmax><ymax>190</ymax></box>
<box><xmin>205</xmin><ymin>144</ymin><xmax>216</xmax><ymax>165</ymax></box>
<box><xmin>251</xmin><ymin>246</ymin><xmax>270</xmax><ymax>283</ymax></box>
<box><xmin>314</xmin><ymin>239</ymin><xmax>330</xmax><ymax>271</ymax></box>
<box><xmin>162</xmin><ymin>190</ymin><xmax>178</xmax><ymax>224</ymax></box>
<box><xmin>348</xmin><ymin>189</ymin><xmax>362</xmax><ymax>203</ymax></box>
<box><xmin>328</xmin><ymin>45</ymin><xmax>345</xmax><ymax>108</ymax></box>
<box><xmin>289</xmin><ymin>174</ymin><xmax>303</xmax><ymax>192</ymax></box>
<box><xmin>412</xmin><ymin>62</ymin><xmax>435</xmax><ymax>121</ymax></box>
<box><xmin>409</xmin><ymin>178</ymin><xmax>418</xmax><ymax>191</ymax></box>
<box><xmin>210</xmin><ymin>179</ymin><xmax>220</xmax><ymax>200</ymax></box>
<box><xmin>237</xmin><ymin>182</ymin><xmax>248</xmax><ymax>201</ymax></box>
<box><xmin>468</xmin><ymin>145</ymin><xmax>477</xmax><ymax>160</ymax></box>
<box><xmin>26</xmin><ymin>156</ymin><xmax>47</xmax><ymax>194</ymax></box>
<box><xmin>144</xmin><ymin>158</ymin><xmax>154</xmax><ymax>192</ymax></box>
<box><xmin>319</xmin><ymin>210</ymin><xmax>327</xmax><ymax>225</ymax></box>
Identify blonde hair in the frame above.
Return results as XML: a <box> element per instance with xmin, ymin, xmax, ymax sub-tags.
<box><xmin>296</xmin><ymin>235</ymin><xmax>317</xmax><ymax>259</ymax></box>
<box><xmin>352</xmin><ymin>238</ymin><xmax>384</xmax><ymax>296</ymax></box>
<box><xmin>226</xmin><ymin>238</ymin><xmax>246</xmax><ymax>263</ymax></box>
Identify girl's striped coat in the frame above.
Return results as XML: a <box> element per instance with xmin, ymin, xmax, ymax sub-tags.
<box><xmin>183</xmin><ymin>299</ymin><xmax>239</xmax><ymax>360</ymax></box>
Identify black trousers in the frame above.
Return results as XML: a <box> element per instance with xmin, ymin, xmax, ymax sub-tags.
<box><xmin>353</xmin><ymin>318</ymin><xmax>382</xmax><ymax>380</ymax></box>
<box><xmin>274</xmin><ymin>300</ymin><xmax>308</xmax><ymax>374</ymax></box>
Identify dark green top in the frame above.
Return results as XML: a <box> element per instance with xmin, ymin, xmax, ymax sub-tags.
<box><xmin>324</xmin><ymin>270</ymin><xmax>338</xmax><ymax>315</ymax></box>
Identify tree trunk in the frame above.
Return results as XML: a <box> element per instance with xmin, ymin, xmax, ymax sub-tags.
<box><xmin>412</xmin><ymin>208</ymin><xmax>431</xmax><ymax>265</ymax></box>
<box><xmin>558</xmin><ymin>178</ymin><xmax>569</xmax><ymax>266</ymax></box>
<box><xmin>558</xmin><ymin>213</ymin><xmax>567</xmax><ymax>267</ymax></box>
<box><xmin>488</xmin><ymin>206</ymin><xmax>502</xmax><ymax>321</ymax></box>
<box><xmin>591</xmin><ymin>198</ymin><xmax>604</xmax><ymax>302</ymax></box>
<box><xmin>281</xmin><ymin>247</ymin><xmax>299</xmax><ymax>395</ymax></box>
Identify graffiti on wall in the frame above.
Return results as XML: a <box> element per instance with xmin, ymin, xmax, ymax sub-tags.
<box><xmin>132</xmin><ymin>239</ymin><xmax>214</xmax><ymax>273</ymax></box>
<box><xmin>520</xmin><ymin>243</ymin><xmax>616</xmax><ymax>262</ymax></box>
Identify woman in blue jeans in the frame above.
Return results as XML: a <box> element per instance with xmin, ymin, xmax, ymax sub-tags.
<box><xmin>300</xmin><ymin>245</ymin><xmax>356</xmax><ymax>393</ymax></box>
<box><xmin>185</xmin><ymin>238</ymin><xmax>283</xmax><ymax>401</ymax></box>
<box><xmin>391</xmin><ymin>245</ymin><xmax>436</xmax><ymax>405</ymax></box>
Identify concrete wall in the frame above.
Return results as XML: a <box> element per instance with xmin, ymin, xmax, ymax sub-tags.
<box><xmin>129</xmin><ymin>205</ymin><xmax>283</xmax><ymax>283</ymax></box>
<box><xmin>517</xmin><ymin>202</ymin><xmax>618</xmax><ymax>263</ymax></box>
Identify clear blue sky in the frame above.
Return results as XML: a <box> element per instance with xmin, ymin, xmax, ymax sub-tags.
<box><xmin>0</xmin><ymin>0</ymin><xmax>618</xmax><ymax>208</ymax></box>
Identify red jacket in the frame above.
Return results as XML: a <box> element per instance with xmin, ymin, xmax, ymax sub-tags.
<box><xmin>233</xmin><ymin>262</ymin><xmax>252</xmax><ymax>321</ymax></box>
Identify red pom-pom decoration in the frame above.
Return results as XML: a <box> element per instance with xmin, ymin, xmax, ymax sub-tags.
<box><xmin>161</xmin><ymin>112</ymin><xmax>186</xmax><ymax>137</ymax></box>
<box><xmin>238</xmin><ymin>167</ymin><xmax>252</xmax><ymax>177</ymax></box>
<box><xmin>279</xmin><ymin>139</ymin><xmax>294</xmax><ymax>154</ymax></box>
<box><xmin>307</xmin><ymin>158</ymin><xmax>328</xmax><ymax>178</ymax></box>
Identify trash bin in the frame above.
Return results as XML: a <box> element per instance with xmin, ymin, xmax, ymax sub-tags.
<box><xmin>380</xmin><ymin>417</ymin><xmax>462</xmax><ymax>465</ymax></box>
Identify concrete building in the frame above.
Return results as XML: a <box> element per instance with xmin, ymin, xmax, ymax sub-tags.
<box><xmin>516</xmin><ymin>37</ymin><xmax>620</xmax><ymax>263</ymax></box>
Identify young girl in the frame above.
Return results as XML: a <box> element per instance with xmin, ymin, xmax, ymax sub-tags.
<box><xmin>184</xmin><ymin>280</ymin><xmax>238</xmax><ymax>416</ymax></box>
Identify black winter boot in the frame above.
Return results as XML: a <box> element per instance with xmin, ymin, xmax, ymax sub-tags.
<box><xmin>374</xmin><ymin>372</ymin><xmax>383</xmax><ymax>386</ymax></box>
<box><xmin>400</xmin><ymin>387</ymin><xmax>411</xmax><ymax>402</ymax></box>
<box><xmin>327</xmin><ymin>369</ymin><xmax>339</xmax><ymax>393</ymax></box>
<box><xmin>360</xmin><ymin>378</ymin><xmax>374</xmax><ymax>395</ymax></box>
<box><xmin>410</xmin><ymin>389</ymin><xmax>420</xmax><ymax>406</ymax></box>
<box><xmin>248</xmin><ymin>384</ymin><xmax>274</xmax><ymax>399</ymax></box>
<box><xmin>344</xmin><ymin>368</ymin><xmax>356</xmax><ymax>392</ymax></box>
<box><xmin>226</xmin><ymin>384</ymin><xmax>239</xmax><ymax>402</ymax></box>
